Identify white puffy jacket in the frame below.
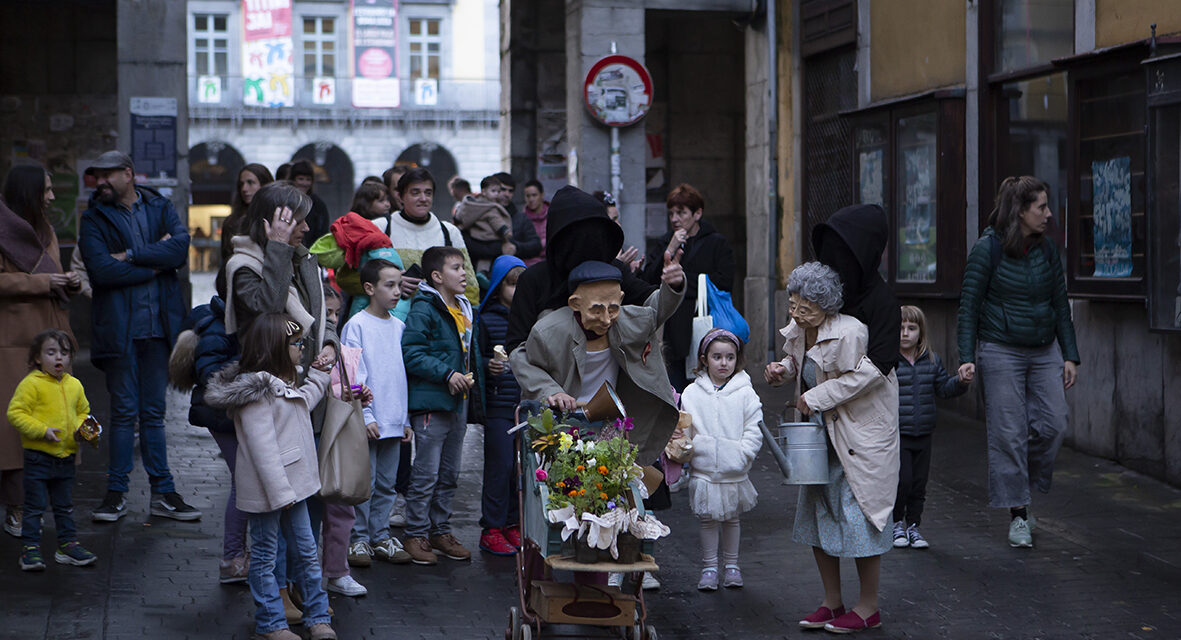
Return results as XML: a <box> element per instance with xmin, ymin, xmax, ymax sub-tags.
<box><xmin>681</xmin><ymin>370</ymin><xmax>763</xmax><ymax>483</ymax></box>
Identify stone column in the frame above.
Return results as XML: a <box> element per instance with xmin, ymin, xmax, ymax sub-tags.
<box><xmin>565</xmin><ymin>0</ymin><xmax>647</xmax><ymax>251</ymax></box>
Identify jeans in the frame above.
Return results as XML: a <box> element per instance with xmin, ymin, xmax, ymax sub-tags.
<box><xmin>248</xmin><ymin>501</ymin><xmax>331</xmax><ymax>633</ymax></box>
<box><xmin>893</xmin><ymin>434</ymin><xmax>933</xmax><ymax>526</ymax></box>
<box><xmin>479</xmin><ymin>416</ymin><xmax>520</xmax><ymax>530</ymax></box>
<box><xmin>352</xmin><ymin>437</ymin><xmax>401</xmax><ymax>544</ymax></box>
<box><xmin>395</xmin><ymin>440</ymin><xmax>412</xmax><ymax>495</ymax></box>
<box><xmin>210</xmin><ymin>431</ymin><xmax>248</xmax><ymax>560</ymax></box>
<box><xmin>101</xmin><ymin>337</ymin><xmax>175</xmax><ymax>494</ymax></box>
<box><xmin>21</xmin><ymin>450</ymin><xmax>76</xmax><ymax>547</ymax></box>
<box><xmin>405</xmin><ymin>410</ymin><xmax>466</xmax><ymax>539</ymax></box>
<box><xmin>977</xmin><ymin>341</ymin><xmax>1070</xmax><ymax>508</ymax></box>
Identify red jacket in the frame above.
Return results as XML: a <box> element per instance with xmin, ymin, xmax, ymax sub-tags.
<box><xmin>331</xmin><ymin>212</ymin><xmax>392</xmax><ymax>267</ymax></box>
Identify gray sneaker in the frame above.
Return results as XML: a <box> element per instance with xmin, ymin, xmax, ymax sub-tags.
<box><xmin>1008</xmin><ymin>516</ymin><xmax>1033</xmax><ymax>548</ymax></box>
<box><xmin>92</xmin><ymin>491</ymin><xmax>127</xmax><ymax>522</ymax></box>
<box><xmin>697</xmin><ymin>568</ymin><xmax>718</xmax><ymax>591</ymax></box>
<box><xmin>388</xmin><ymin>495</ymin><xmax>407</xmax><ymax>528</ymax></box>
<box><xmin>892</xmin><ymin>521</ymin><xmax>909</xmax><ymax>548</ymax></box>
<box><xmin>722</xmin><ymin>566</ymin><xmax>743</xmax><ymax>588</ymax></box>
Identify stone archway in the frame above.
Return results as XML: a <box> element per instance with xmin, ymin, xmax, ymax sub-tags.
<box><xmin>189</xmin><ymin>141</ymin><xmax>245</xmax><ymax>206</ymax></box>
<box><xmin>291</xmin><ymin>142</ymin><xmax>355</xmax><ymax>223</ymax></box>
<box><xmin>396</xmin><ymin>142</ymin><xmax>459</xmax><ymax>218</ymax></box>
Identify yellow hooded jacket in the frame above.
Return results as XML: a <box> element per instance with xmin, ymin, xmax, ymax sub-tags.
<box><xmin>6</xmin><ymin>370</ymin><xmax>89</xmax><ymax>458</ymax></box>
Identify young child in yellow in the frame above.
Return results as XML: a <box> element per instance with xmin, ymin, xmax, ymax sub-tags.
<box><xmin>6</xmin><ymin>329</ymin><xmax>96</xmax><ymax>571</ymax></box>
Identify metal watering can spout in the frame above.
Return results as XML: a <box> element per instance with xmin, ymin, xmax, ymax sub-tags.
<box><xmin>764</xmin><ymin>410</ymin><xmax>830</xmax><ymax>485</ymax></box>
<box><xmin>758</xmin><ymin>419</ymin><xmax>792</xmax><ymax>479</ymax></box>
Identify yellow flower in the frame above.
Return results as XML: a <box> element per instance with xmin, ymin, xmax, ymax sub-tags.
<box><xmin>558</xmin><ymin>433</ymin><xmax>574</xmax><ymax>452</ymax></box>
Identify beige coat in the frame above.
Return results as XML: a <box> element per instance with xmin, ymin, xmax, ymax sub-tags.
<box><xmin>511</xmin><ymin>282</ymin><xmax>685</xmax><ymax>462</ymax></box>
<box><xmin>205</xmin><ymin>365</ymin><xmax>329</xmax><ymax>513</ymax></box>
<box><xmin>779</xmin><ymin>313</ymin><xmax>899</xmax><ymax>531</ymax></box>
<box><xmin>0</xmin><ymin>233</ymin><xmax>76</xmax><ymax>471</ymax></box>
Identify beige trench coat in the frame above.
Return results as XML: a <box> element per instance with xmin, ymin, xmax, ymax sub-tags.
<box><xmin>779</xmin><ymin>313</ymin><xmax>899</xmax><ymax>531</ymax></box>
<box><xmin>0</xmin><ymin>233</ymin><xmax>76</xmax><ymax>471</ymax></box>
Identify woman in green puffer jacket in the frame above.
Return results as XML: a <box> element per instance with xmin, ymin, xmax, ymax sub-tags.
<box><xmin>956</xmin><ymin>176</ymin><xmax>1080</xmax><ymax>550</ymax></box>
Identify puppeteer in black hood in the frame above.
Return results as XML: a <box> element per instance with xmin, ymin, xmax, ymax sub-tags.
<box><xmin>812</xmin><ymin>203</ymin><xmax>901</xmax><ymax>375</ymax></box>
<box><xmin>505</xmin><ymin>186</ymin><xmax>657</xmax><ymax>351</ymax></box>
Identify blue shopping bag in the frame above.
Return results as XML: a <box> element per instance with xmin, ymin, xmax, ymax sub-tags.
<box><xmin>705</xmin><ymin>275</ymin><xmax>750</xmax><ymax>343</ymax></box>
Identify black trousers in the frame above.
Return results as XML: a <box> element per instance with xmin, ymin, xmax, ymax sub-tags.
<box><xmin>893</xmin><ymin>434</ymin><xmax>933</xmax><ymax>526</ymax></box>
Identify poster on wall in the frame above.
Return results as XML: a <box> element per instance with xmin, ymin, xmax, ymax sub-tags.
<box><xmin>1092</xmin><ymin>156</ymin><xmax>1133</xmax><ymax>277</ymax></box>
<box><xmin>242</xmin><ymin>0</ymin><xmax>294</xmax><ymax>107</ymax></box>
<box><xmin>351</xmin><ymin>0</ymin><xmax>400</xmax><ymax>108</ymax></box>
<box><xmin>130</xmin><ymin>97</ymin><xmax>178</xmax><ymax>184</ymax></box>
<box><xmin>897</xmin><ymin>145</ymin><xmax>936</xmax><ymax>283</ymax></box>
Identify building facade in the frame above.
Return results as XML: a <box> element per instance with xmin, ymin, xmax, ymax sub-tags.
<box><xmin>187</xmin><ymin>0</ymin><xmax>501</xmax><ymax>221</ymax></box>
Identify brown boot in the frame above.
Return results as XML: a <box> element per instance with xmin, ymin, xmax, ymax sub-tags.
<box><xmin>308</xmin><ymin>622</ymin><xmax>338</xmax><ymax>640</ymax></box>
<box><xmin>251</xmin><ymin>628</ymin><xmax>300</xmax><ymax>640</ymax></box>
<box><xmin>404</xmin><ymin>536</ymin><xmax>438</xmax><ymax>565</ymax></box>
<box><xmin>279</xmin><ymin>587</ymin><xmax>302</xmax><ymax>625</ymax></box>
<box><xmin>429</xmin><ymin>533</ymin><xmax>472</xmax><ymax>561</ymax></box>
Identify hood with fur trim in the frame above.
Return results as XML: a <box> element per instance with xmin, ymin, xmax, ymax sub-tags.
<box><xmin>204</xmin><ymin>363</ymin><xmax>289</xmax><ymax>411</ymax></box>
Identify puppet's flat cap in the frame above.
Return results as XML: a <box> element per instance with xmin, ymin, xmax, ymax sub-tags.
<box><xmin>568</xmin><ymin>260</ymin><xmax>622</xmax><ymax>290</ymax></box>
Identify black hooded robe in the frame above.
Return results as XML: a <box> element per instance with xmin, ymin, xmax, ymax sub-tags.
<box><xmin>812</xmin><ymin>203</ymin><xmax>901</xmax><ymax>376</ymax></box>
<box><xmin>505</xmin><ymin>187</ymin><xmax>657</xmax><ymax>352</ymax></box>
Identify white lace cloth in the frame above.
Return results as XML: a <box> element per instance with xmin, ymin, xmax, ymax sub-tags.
<box><xmin>549</xmin><ymin>506</ymin><xmax>670</xmax><ymax>560</ymax></box>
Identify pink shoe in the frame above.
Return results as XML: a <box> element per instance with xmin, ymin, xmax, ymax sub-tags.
<box><xmin>824</xmin><ymin>610</ymin><xmax>881</xmax><ymax>633</ymax></box>
<box><xmin>799</xmin><ymin>605</ymin><xmax>845</xmax><ymax>629</ymax></box>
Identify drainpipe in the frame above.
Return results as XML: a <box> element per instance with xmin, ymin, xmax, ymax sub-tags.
<box><xmin>766</xmin><ymin>0</ymin><xmax>780</xmax><ymax>364</ymax></box>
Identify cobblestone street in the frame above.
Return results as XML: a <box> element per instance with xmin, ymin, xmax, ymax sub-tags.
<box><xmin>0</xmin><ymin>352</ymin><xmax>1177</xmax><ymax>639</ymax></box>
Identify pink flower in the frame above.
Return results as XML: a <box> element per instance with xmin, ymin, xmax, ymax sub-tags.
<box><xmin>535</xmin><ymin>469</ymin><xmax>548</xmax><ymax>482</ymax></box>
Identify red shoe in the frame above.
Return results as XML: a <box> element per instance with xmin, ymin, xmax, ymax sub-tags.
<box><xmin>479</xmin><ymin>529</ymin><xmax>517</xmax><ymax>556</ymax></box>
<box><xmin>503</xmin><ymin>525</ymin><xmax>522</xmax><ymax>548</ymax></box>
<box><xmin>799</xmin><ymin>605</ymin><xmax>845</xmax><ymax>629</ymax></box>
<box><xmin>824</xmin><ymin>610</ymin><xmax>881</xmax><ymax>633</ymax></box>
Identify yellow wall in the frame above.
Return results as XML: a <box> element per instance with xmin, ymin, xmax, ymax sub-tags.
<box><xmin>870</xmin><ymin>0</ymin><xmax>966</xmax><ymax>101</ymax></box>
<box><xmin>776</xmin><ymin>0</ymin><xmax>794</xmax><ymax>282</ymax></box>
<box><xmin>1096</xmin><ymin>0</ymin><xmax>1181</xmax><ymax>48</ymax></box>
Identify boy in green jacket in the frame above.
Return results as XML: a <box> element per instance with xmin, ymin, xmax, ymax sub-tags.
<box><xmin>400</xmin><ymin>246</ymin><xmax>483</xmax><ymax>565</ymax></box>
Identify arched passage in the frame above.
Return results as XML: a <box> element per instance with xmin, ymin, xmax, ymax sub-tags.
<box><xmin>189</xmin><ymin>141</ymin><xmax>245</xmax><ymax>206</ymax></box>
<box><xmin>291</xmin><ymin>143</ymin><xmax>354</xmax><ymax>223</ymax></box>
<box><xmin>396</xmin><ymin>143</ymin><xmax>459</xmax><ymax>217</ymax></box>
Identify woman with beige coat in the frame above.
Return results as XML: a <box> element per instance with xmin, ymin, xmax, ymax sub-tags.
<box><xmin>0</xmin><ymin>165</ymin><xmax>82</xmax><ymax>538</ymax></box>
<box><xmin>766</xmin><ymin>262</ymin><xmax>899</xmax><ymax>634</ymax></box>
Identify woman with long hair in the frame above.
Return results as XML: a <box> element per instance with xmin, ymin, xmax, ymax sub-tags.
<box><xmin>221</xmin><ymin>164</ymin><xmax>274</xmax><ymax>267</ymax></box>
<box><xmin>0</xmin><ymin>164</ymin><xmax>82</xmax><ymax>539</ymax></box>
<box><xmin>957</xmin><ymin>176</ymin><xmax>1079</xmax><ymax>549</ymax></box>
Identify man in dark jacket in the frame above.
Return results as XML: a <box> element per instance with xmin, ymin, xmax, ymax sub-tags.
<box><xmin>463</xmin><ymin>172</ymin><xmax>542</xmax><ymax>267</ymax></box>
<box><xmin>640</xmin><ymin>184</ymin><xmax>735</xmax><ymax>390</ymax></box>
<box><xmin>505</xmin><ymin>186</ymin><xmax>684</xmax><ymax>352</ymax></box>
<box><xmin>78</xmin><ymin>151</ymin><xmax>201</xmax><ymax>523</ymax></box>
<box><xmin>812</xmin><ymin>203</ymin><xmax>901</xmax><ymax>376</ymax></box>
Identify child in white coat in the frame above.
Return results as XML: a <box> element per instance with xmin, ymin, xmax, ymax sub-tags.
<box><xmin>681</xmin><ymin>329</ymin><xmax>763</xmax><ymax>591</ymax></box>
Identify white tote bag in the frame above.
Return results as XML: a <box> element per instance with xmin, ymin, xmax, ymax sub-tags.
<box><xmin>685</xmin><ymin>273</ymin><xmax>713</xmax><ymax>379</ymax></box>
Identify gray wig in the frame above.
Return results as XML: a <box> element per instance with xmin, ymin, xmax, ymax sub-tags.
<box><xmin>787</xmin><ymin>261</ymin><xmax>844</xmax><ymax>314</ymax></box>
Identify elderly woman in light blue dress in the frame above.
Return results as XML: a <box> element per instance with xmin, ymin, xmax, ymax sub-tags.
<box><xmin>765</xmin><ymin>262</ymin><xmax>900</xmax><ymax>633</ymax></box>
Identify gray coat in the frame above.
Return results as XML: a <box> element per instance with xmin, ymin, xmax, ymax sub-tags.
<box><xmin>511</xmin><ymin>282</ymin><xmax>684</xmax><ymax>462</ymax></box>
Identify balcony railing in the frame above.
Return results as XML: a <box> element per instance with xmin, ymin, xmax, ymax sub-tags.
<box><xmin>188</xmin><ymin>74</ymin><xmax>499</xmax><ymax>119</ymax></box>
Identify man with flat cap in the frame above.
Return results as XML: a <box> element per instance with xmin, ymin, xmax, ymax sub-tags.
<box><xmin>77</xmin><ymin>151</ymin><xmax>201</xmax><ymax>523</ymax></box>
<box><xmin>510</xmin><ymin>259</ymin><xmax>684</xmax><ymax>469</ymax></box>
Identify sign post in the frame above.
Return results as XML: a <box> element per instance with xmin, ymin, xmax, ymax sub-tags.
<box><xmin>583</xmin><ymin>47</ymin><xmax>653</xmax><ymax>212</ymax></box>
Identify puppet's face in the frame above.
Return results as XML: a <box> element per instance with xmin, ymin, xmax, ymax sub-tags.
<box><xmin>569</xmin><ymin>281</ymin><xmax>624</xmax><ymax>337</ymax></box>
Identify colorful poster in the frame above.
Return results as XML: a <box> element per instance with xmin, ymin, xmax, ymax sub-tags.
<box><xmin>351</xmin><ymin>0</ymin><xmax>400</xmax><ymax>108</ymax></box>
<box><xmin>198</xmin><ymin>76</ymin><xmax>222</xmax><ymax>104</ymax></box>
<box><xmin>897</xmin><ymin>145</ymin><xmax>936</xmax><ymax>283</ymax></box>
<box><xmin>1092</xmin><ymin>156</ymin><xmax>1133</xmax><ymax>277</ymax></box>
<box><xmin>242</xmin><ymin>0</ymin><xmax>294</xmax><ymax>107</ymax></box>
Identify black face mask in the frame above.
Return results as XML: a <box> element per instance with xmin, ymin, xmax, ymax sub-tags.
<box><xmin>551</xmin><ymin>220</ymin><xmax>617</xmax><ymax>276</ymax></box>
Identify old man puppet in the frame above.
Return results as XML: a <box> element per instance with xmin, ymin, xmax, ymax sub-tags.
<box><xmin>511</xmin><ymin>258</ymin><xmax>685</xmax><ymax>465</ymax></box>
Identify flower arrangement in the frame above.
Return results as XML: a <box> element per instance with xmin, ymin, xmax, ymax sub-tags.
<box><xmin>527</xmin><ymin>409</ymin><xmax>668</xmax><ymax>560</ymax></box>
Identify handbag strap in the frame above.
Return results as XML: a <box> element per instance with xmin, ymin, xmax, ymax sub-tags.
<box><xmin>695</xmin><ymin>273</ymin><xmax>709</xmax><ymax>317</ymax></box>
<box><xmin>335</xmin><ymin>350</ymin><xmax>353</xmax><ymax>399</ymax></box>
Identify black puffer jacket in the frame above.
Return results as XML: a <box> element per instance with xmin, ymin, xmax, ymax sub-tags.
<box><xmin>896</xmin><ymin>351</ymin><xmax>967</xmax><ymax>437</ymax></box>
<box><xmin>187</xmin><ymin>296</ymin><xmax>239</xmax><ymax>434</ymax></box>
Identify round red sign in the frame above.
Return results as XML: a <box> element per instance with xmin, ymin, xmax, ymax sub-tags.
<box><xmin>584</xmin><ymin>55</ymin><xmax>653</xmax><ymax>127</ymax></box>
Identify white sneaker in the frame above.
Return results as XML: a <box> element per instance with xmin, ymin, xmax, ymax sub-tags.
<box><xmin>326</xmin><ymin>574</ymin><xmax>367</xmax><ymax>597</ymax></box>
<box><xmin>641</xmin><ymin>572</ymin><xmax>660</xmax><ymax>590</ymax></box>
<box><xmin>388</xmin><ymin>496</ymin><xmax>407</xmax><ymax>528</ymax></box>
<box><xmin>607</xmin><ymin>572</ymin><xmax>623</xmax><ymax>588</ymax></box>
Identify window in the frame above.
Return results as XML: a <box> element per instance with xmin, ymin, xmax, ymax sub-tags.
<box><xmin>994</xmin><ymin>0</ymin><xmax>1074</xmax><ymax>74</ymax></box>
<box><xmin>302</xmin><ymin>17</ymin><xmax>336</xmax><ymax>78</ymax></box>
<box><xmin>193</xmin><ymin>14</ymin><xmax>229</xmax><ymax>76</ymax></box>
<box><xmin>408</xmin><ymin>18</ymin><xmax>441</xmax><ymax>79</ymax></box>
<box><xmin>850</xmin><ymin>97</ymin><xmax>966</xmax><ymax>295</ymax></box>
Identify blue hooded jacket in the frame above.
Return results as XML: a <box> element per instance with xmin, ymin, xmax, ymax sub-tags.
<box><xmin>479</xmin><ymin>255</ymin><xmax>526</xmax><ymax>418</ymax></box>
